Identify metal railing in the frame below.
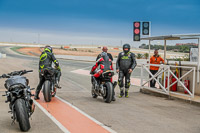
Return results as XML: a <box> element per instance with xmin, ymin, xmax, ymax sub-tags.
<box><xmin>140</xmin><ymin>64</ymin><xmax>196</xmax><ymax>98</ymax></box>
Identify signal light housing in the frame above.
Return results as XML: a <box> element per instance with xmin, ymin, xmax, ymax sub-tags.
<box><xmin>133</xmin><ymin>22</ymin><xmax>140</xmax><ymax>41</ymax></box>
<box><xmin>142</xmin><ymin>22</ymin><xmax>150</xmax><ymax>35</ymax></box>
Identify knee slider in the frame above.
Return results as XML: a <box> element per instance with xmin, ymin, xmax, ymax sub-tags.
<box><xmin>125</xmin><ymin>79</ymin><xmax>131</xmax><ymax>88</ymax></box>
<box><xmin>118</xmin><ymin>78</ymin><xmax>123</xmax><ymax>87</ymax></box>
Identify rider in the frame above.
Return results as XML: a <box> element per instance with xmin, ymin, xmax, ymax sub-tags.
<box><xmin>116</xmin><ymin>44</ymin><xmax>137</xmax><ymax>98</ymax></box>
<box><xmin>34</xmin><ymin>45</ymin><xmax>61</xmax><ymax>100</ymax></box>
<box><xmin>90</xmin><ymin>52</ymin><xmax>117</xmax><ymax>101</ymax></box>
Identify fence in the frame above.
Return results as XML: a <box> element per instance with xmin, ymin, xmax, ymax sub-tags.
<box><xmin>140</xmin><ymin>64</ymin><xmax>196</xmax><ymax>98</ymax></box>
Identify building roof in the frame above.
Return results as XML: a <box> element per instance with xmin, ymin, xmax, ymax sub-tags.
<box><xmin>141</xmin><ymin>33</ymin><xmax>200</xmax><ymax>41</ymax></box>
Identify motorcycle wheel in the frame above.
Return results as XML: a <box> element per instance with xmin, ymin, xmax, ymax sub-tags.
<box><xmin>43</xmin><ymin>80</ymin><xmax>52</xmax><ymax>102</ymax></box>
<box><xmin>15</xmin><ymin>99</ymin><xmax>31</xmax><ymax>132</ymax></box>
<box><xmin>103</xmin><ymin>82</ymin><xmax>113</xmax><ymax>103</ymax></box>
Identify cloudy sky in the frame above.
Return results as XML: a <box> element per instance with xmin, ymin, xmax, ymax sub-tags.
<box><xmin>0</xmin><ymin>0</ymin><xmax>200</xmax><ymax>47</ymax></box>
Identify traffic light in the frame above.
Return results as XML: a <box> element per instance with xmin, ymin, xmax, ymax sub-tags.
<box><xmin>133</xmin><ymin>22</ymin><xmax>140</xmax><ymax>41</ymax></box>
<box><xmin>142</xmin><ymin>22</ymin><xmax>150</xmax><ymax>35</ymax></box>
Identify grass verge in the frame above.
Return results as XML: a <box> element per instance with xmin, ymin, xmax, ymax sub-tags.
<box><xmin>10</xmin><ymin>47</ymin><xmax>26</xmax><ymax>55</ymax></box>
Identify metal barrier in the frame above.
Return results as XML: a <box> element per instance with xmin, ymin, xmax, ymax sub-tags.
<box><xmin>140</xmin><ymin>64</ymin><xmax>196</xmax><ymax>98</ymax></box>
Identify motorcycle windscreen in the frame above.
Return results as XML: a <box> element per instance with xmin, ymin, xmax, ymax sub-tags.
<box><xmin>5</xmin><ymin>76</ymin><xmax>27</xmax><ymax>89</ymax></box>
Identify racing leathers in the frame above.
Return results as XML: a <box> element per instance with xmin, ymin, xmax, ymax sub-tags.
<box><xmin>34</xmin><ymin>48</ymin><xmax>61</xmax><ymax>99</ymax></box>
<box><xmin>116</xmin><ymin>52</ymin><xmax>137</xmax><ymax>97</ymax></box>
<box><xmin>91</xmin><ymin>56</ymin><xmax>113</xmax><ymax>81</ymax></box>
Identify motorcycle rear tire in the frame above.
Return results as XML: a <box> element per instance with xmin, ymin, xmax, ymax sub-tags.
<box><xmin>43</xmin><ymin>80</ymin><xmax>52</xmax><ymax>102</ymax></box>
<box><xmin>15</xmin><ymin>99</ymin><xmax>31</xmax><ymax>132</ymax></box>
<box><xmin>103</xmin><ymin>82</ymin><xmax>113</xmax><ymax>103</ymax></box>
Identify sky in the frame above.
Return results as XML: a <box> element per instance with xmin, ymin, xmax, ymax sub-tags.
<box><xmin>0</xmin><ymin>0</ymin><xmax>200</xmax><ymax>47</ymax></box>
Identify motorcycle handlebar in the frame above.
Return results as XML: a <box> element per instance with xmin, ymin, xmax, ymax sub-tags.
<box><xmin>25</xmin><ymin>70</ymin><xmax>33</xmax><ymax>73</ymax></box>
<box><xmin>19</xmin><ymin>70</ymin><xmax>33</xmax><ymax>75</ymax></box>
<box><xmin>0</xmin><ymin>70</ymin><xmax>33</xmax><ymax>78</ymax></box>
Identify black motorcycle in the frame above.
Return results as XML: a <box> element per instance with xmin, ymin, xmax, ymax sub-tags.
<box><xmin>0</xmin><ymin>70</ymin><xmax>35</xmax><ymax>132</ymax></box>
<box><xmin>41</xmin><ymin>67</ymin><xmax>57</xmax><ymax>102</ymax></box>
<box><xmin>91</xmin><ymin>70</ymin><xmax>115</xmax><ymax>103</ymax></box>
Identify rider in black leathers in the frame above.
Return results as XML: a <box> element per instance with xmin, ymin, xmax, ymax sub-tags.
<box><xmin>116</xmin><ymin>44</ymin><xmax>137</xmax><ymax>98</ymax></box>
<box><xmin>34</xmin><ymin>46</ymin><xmax>61</xmax><ymax>100</ymax></box>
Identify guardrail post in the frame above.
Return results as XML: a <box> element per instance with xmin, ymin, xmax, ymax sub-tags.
<box><xmin>168</xmin><ymin>66</ymin><xmax>170</xmax><ymax>94</ymax></box>
<box><xmin>192</xmin><ymin>67</ymin><xmax>196</xmax><ymax>98</ymax></box>
<box><xmin>140</xmin><ymin>64</ymin><xmax>144</xmax><ymax>90</ymax></box>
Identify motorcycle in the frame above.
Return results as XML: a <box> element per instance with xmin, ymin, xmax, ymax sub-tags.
<box><xmin>0</xmin><ymin>70</ymin><xmax>35</xmax><ymax>132</ymax></box>
<box><xmin>41</xmin><ymin>67</ymin><xmax>58</xmax><ymax>102</ymax></box>
<box><xmin>91</xmin><ymin>70</ymin><xmax>115</xmax><ymax>103</ymax></box>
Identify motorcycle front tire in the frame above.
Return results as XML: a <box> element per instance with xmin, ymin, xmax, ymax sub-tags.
<box><xmin>15</xmin><ymin>99</ymin><xmax>31</xmax><ymax>132</ymax></box>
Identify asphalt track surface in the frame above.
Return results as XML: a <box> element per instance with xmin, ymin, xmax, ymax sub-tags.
<box><xmin>0</xmin><ymin>46</ymin><xmax>200</xmax><ymax>133</ymax></box>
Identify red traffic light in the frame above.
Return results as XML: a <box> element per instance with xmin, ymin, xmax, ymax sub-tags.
<box><xmin>134</xmin><ymin>22</ymin><xmax>140</xmax><ymax>28</ymax></box>
<box><xmin>134</xmin><ymin>29</ymin><xmax>140</xmax><ymax>34</ymax></box>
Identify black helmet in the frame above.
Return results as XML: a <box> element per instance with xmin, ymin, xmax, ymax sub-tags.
<box><xmin>44</xmin><ymin>45</ymin><xmax>53</xmax><ymax>53</ymax></box>
<box><xmin>123</xmin><ymin>44</ymin><xmax>130</xmax><ymax>53</ymax></box>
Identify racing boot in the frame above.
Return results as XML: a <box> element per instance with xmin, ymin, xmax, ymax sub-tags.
<box><xmin>119</xmin><ymin>88</ymin><xmax>124</xmax><ymax>98</ymax></box>
<box><xmin>113</xmin><ymin>81</ymin><xmax>117</xmax><ymax>89</ymax></box>
<box><xmin>34</xmin><ymin>90</ymin><xmax>40</xmax><ymax>100</ymax></box>
<box><xmin>55</xmin><ymin>79</ymin><xmax>61</xmax><ymax>89</ymax></box>
<box><xmin>112</xmin><ymin>96</ymin><xmax>116</xmax><ymax>101</ymax></box>
<box><xmin>125</xmin><ymin>88</ymin><xmax>129</xmax><ymax>98</ymax></box>
<box><xmin>112</xmin><ymin>81</ymin><xmax>117</xmax><ymax>101</ymax></box>
<box><xmin>112</xmin><ymin>90</ymin><xmax>116</xmax><ymax>101</ymax></box>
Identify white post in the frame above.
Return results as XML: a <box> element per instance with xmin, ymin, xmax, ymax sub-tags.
<box><xmin>198</xmin><ymin>38</ymin><xmax>200</xmax><ymax>83</ymax></box>
<box><xmin>193</xmin><ymin>67</ymin><xmax>196</xmax><ymax>98</ymax></box>
<box><xmin>148</xmin><ymin>40</ymin><xmax>151</xmax><ymax>87</ymax></box>
<box><xmin>141</xmin><ymin>65</ymin><xmax>144</xmax><ymax>89</ymax></box>
<box><xmin>164</xmin><ymin>67</ymin><xmax>166</xmax><ymax>90</ymax></box>
<box><xmin>149</xmin><ymin>40</ymin><xmax>151</xmax><ymax>62</ymax></box>
<box><xmin>164</xmin><ymin>40</ymin><xmax>167</xmax><ymax>62</ymax></box>
<box><xmin>168</xmin><ymin>66</ymin><xmax>170</xmax><ymax>94</ymax></box>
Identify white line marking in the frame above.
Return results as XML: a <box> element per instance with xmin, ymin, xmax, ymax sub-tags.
<box><xmin>55</xmin><ymin>96</ymin><xmax>117</xmax><ymax>133</ymax></box>
<box><xmin>33</xmin><ymin>99</ymin><xmax>70</xmax><ymax>133</ymax></box>
<box><xmin>81</xmin><ymin>66</ymin><xmax>92</xmax><ymax>70</ymax></box>
<box><xmin>66</xmin><ymin>78</ymin><xmax>89</xmax><ymax>92</ymax></box>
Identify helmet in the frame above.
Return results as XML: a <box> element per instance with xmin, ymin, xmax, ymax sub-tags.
<box><xmin>44</xmin><ymin>45</ymin><xmax>53</xmax><ymax>53</ymax></box>
<box><xmin>123</xmin><ymin>44</ymin><xmax>130</xmax><ymax>53</ymax></box>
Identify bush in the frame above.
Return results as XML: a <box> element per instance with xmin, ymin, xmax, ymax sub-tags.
<box><xmin>73</xmin><ymin>48</ymin><xmax>77</xmax><ymax>51</ymax></box>
<box><xmin>143</xmin><ymin>53</ymin><xmax>149</xmax><ymax>59</ymax></box>
<box><xmin>136</xmin><ymin>53</ymin><xmax>143</xmax><ymax>59</ymax></box>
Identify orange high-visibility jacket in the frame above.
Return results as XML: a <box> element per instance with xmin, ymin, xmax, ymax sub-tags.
<box><xmin>150</xmin><ymin>55</ymin><xmax>164</xmax><ymax>70</ymax></box>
